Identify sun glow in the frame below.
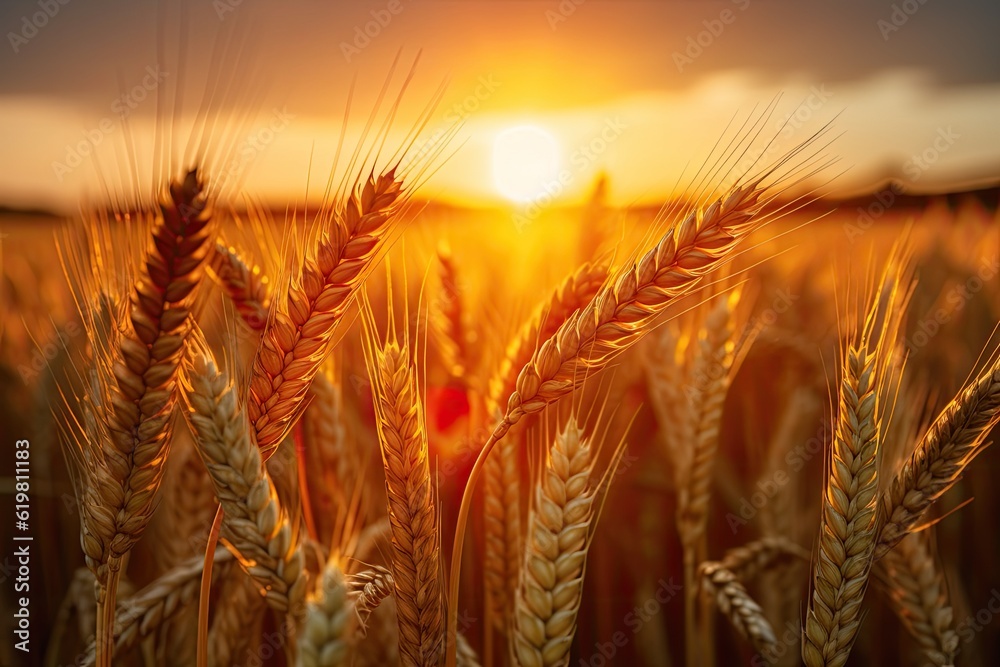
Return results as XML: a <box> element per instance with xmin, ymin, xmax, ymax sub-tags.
<box><xmin>492</xmin><ymin>125</ymin><xmax>562</xmax><ymax>203</ymax></box>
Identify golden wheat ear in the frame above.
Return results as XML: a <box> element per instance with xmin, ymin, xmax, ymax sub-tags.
<box><xmin>178</xmin><ymin>343</ymin><xmax>308</xmax><ymax>622</ymax></box>
<box><xmin>802</xmin><ymin>248</ymin><xmax>913</xmax><ymax>667</ymax></box>
<box><xmin>57</xmin><ymin>165</ymin><xmax>216</xmax><ymax>667</ymax></box>
<box><xmin>359</xmin><ymin>291</ymin><xmax>445</xmax><ymax>667</ymax></box>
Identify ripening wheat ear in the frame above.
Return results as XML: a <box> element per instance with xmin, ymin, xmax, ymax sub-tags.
<box><xmin>361</xmin><ymin>319</ymin><xmax>444</xmax><ymax>667</ymax></box>
<box><xmin>483</xmin><ymin>259</ymin><xmax>609</xmax><ymax>634</ymax></box>
<box><xmin>675</xmin><ymin>289</ymin><xmax>742</xmax><ymax>666</ymax></box>
<box><xmin>802</xmin><ymin>256</ymin><xmax>912</xmax><ymax>667</ymax></box>
<box><xmin>180</xmin><ymin>348</ymin><xmax>308</xmax><ymax>622</ymax></box>
<box><xmin>700</xmin><ymin>537</ymin><xmax>811</xmax><ymax>657</ymax></box>
<box><xmin>63</xmin><ymin>169</ymin><xmax>214</xmax><ymax>667</ymax></box>
<box><xmin>210</xmin><ymin>242</ymin><xmax>271</xmax><ymax>331</ymax></box>
<box><xmin>248</xmin><ymin>169</ymin><xmax>407</xmax><ymax>459</ymax></box>
<box><xmin>512</xmin><ymin>417</ymin><xmax>626</xmax><ymax>667</ymax></box>
<box><xmin>876</xmin><ymin>357</ymin><xmax>1000</xmax><ymax>559</ymax></box>
<box><xmin>298</xmin><ymin>560</ymin><xmax>356</xmax><ymax>667</ymax></box>
<box><xmin>431</xmin><ymin>242</ymin><xmax>471</xmax><ymax>382</ymax></box>
<box><xmin>877</xmin><ymin>532</ymin><xmax>958</xmax><ymax>667</ymax></box>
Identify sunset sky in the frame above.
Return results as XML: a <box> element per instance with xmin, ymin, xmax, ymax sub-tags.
<box><xmin>0</xmin><ymin>0</ymin><xmax>998</xmax><ymax>211</ymax></box>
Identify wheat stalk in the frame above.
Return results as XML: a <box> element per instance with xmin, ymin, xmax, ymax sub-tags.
<box><xmin>512</xmin><ymin>418</ymin><xmax>608</xmax><ymax>667</ymax></box>
<box><xmin>877</xmin><ymin>532</ymin><xmax>958</xmax><ymax>667</ymax></box>
<box><xmin>877</xmin><ymin>360</ymin><xmax>1000</xmax><ymax>559</ymax></box>
<box><xmin>363</xmin><ymin>334</ymin><xmax>443</xmax><ymax>667</ymax></box>
<box><xmin>210</xmin><ymin>241</ymin><xmax>270</xmax><ymax>330</ymax></box>
<box><xmin>248</xmin><ymin>169</ymin><xmax>406</xmax><ymax>459</ymax></box>
<box><xmin>181</xmin><ymin>349</ymin><xmax>308</xmax><ymax>620</ymax></box>
<box><xmin>483</xmin><ymin>259</ymin><xmax>608</xmax><ymax>631</ymax></box>
<box><xmin>298</xmin><ymin>561</ymin><xmax>356</xmax><ymax>667</ymax></box>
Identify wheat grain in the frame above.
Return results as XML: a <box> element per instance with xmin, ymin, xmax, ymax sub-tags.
<box><xmin>878</xmin><ymin>532</ymin><xmax>958</xmax><ymax>667</ymax></box>
<box><xmin>181</xmin><ymin>349</ymin><xmax>308</xmax><ymax>620</ymax></box>
<box><xmin>248</xmin><ymin>170</ymin><xmax>406</xmax><ymax>459</ymax></box>
<box><xmin>363</xmin><ymin>336</ymin><xmax>443</xmax><ymax>667</ymax></box>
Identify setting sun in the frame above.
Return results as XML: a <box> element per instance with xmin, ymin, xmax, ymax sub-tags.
<box><xmin>492</xmin><ymin>125</ymin><xmax>561</xmax><ymax>202</ymax></box>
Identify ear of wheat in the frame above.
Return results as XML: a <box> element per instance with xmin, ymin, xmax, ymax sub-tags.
<box><xmin>676</xmin><ymin>290</ymin><xmax>741</xmax><ymax>666</ymax></box>
<box><xmin>181</xmin><ymin>348</ymin><xmax>308</xmax><ymax>621</ymax></box>
<box><xmin>802</xmin><ymin>260</ymin><xmax>910</xmax><ymax>667</ymax></box>
<box><xmin>248</xmin><ymin>170</ymin><xmax>406</xmax><ymax>459</ymax></box>
<box><xmin>298</xmin><ymin>561</ymin><xmax>356</xmax><ymax>667</ymax></box>
<box><xmin>699</xmin><ymin>561</ymin><xmax>777</xmax><ymax>655</ymax></box>
<box><xmin>431</xmin><ymin>243</ymin><xmax>470</xmax><ymax>381</ymax></box>
<box><xmin>877</xmin><ymin>360</ymin><xmax>1000</xmax><ymax>559</ymax></box>
<box><xmin>877</xmin><ymin>532</ymin><xmax>958</xmax><ymax>667</ymax></box>
<box><xmin>210</xmin><ymin>241</ymin><xmax>271</xmax><ymax>330</ymax></box>
<box><xmin>362</xmin><ymin>333</ymin><xmax>443</xmax><ymax>667</ymax></box>
<box><xmin>449</xmin><ymin>160</ymin><xmax>816</xmax><ymax>662</ymax></box>
<box><xmin>512</xmin><ymin>417</ymin><xmax>622</xmax><ymax>667</ymax></box>
<box><xmin>68</xmin><ymin>170</ymin><xmax>213</xmax><ymax>667</ymax></box>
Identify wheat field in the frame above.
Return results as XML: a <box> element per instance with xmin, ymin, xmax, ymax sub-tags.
<box><xmin>1</xmin><ymin>59</ymin><xmax>1000</xmax><ymax>667</ymax></box>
